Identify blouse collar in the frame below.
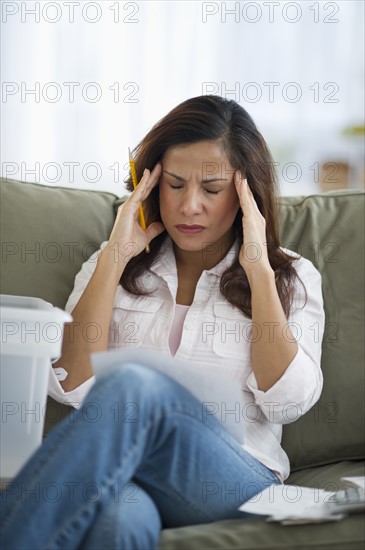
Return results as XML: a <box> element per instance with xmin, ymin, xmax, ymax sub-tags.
<box><xmin>149</xmin><ymin>235</ymin><xmax>239</xmax><ymax>279</ymax></box>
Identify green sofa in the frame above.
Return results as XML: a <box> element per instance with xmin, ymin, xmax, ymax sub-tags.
<box><xmin>1</xmin><ymin>178</ymin><xmax>364</xmax><ymax>550</ymax></box>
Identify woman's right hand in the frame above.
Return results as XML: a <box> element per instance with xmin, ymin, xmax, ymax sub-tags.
<box><xmin>102</xmin><ymin>162</ymin><xmax>165</xmax><ymax>271</ymax></box>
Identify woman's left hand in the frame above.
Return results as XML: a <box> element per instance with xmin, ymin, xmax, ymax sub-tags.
<box><xmin>234</xmin><ymin>171</ymin><xmax>274</xmax><ymax>284</ymax></box>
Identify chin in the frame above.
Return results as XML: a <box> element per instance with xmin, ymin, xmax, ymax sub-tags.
<box><xmin>170</xmin><ymin>233</ymin><xmax>206</xmax><ymax>252</ymax></box>
<box><xmin>174</xmin><ymin>240</ymin><xmax>205</xmax><ymax>252</ymax></box>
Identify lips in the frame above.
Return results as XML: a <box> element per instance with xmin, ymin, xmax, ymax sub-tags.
<box><xmin>175</xmin><ymin>224</ymin><xmax>206</xmax><ymax>234</ymax></box>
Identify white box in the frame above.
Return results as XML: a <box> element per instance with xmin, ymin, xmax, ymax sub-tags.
<box><xmin>0</xmin><ymin>295</ymin><xmax>72</xmax><ymax>481</ymax></box>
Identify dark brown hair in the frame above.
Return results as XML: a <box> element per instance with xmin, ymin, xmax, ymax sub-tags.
<box><xmin>121</xmin><ymin>95</ymin><xmax>305</xmax><ymax>318</ymax></box>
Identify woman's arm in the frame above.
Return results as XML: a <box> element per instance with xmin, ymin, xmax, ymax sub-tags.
<box><xmin>249</xmin><ymin>269</ymin><xmax>298</xmax><ymax>392</ymax></box>
<box><xmin>52</xmin><ymin>246</ymin><xmax>126</xmax><ymax>392</ymax></box>
<box><xmin>246</xmin><ymin>260</ymin><xmax>324</xmax><ymax>424</ymax></box>
<box><xmin>52</xmin><ymin>164</ymin><xmax>165</xmax><ymax>393</ymax></box>
<box><xmin>234</xmin><ymin>173</ymin><xmax>318</xmax><ymax>394</ymax></box>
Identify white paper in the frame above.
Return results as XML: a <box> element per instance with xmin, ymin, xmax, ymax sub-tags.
<box><xmin>240</xmin><ymin>485</ymin><xmax>332</xmax><ymax>517</ymax></box>
<box><xmin>341</xmin><ymin>476</ymin><xmax>365</xmax><ymax>490</ymax></box>
<box><xmin>239</xmin><ymin>484</ymin><xmax>347</xmax><ymax>524</ymax></box>
<box><xmin>91</xmin><ymin>348</ymin><xmax>245</xmax><ymax>444</ymax></box>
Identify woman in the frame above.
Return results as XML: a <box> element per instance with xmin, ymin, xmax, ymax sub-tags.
<box><xmin>1</xmin><ymin>95</ymin><xmax>325</xmax><ymax>549</ymax></box>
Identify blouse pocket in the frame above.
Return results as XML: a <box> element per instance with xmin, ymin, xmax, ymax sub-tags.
<box><xmin>110</xmin><ymin>294</ymin><xmax>164</xmax><ymax>349</ymax></box>
<box><xmin>212</xmin><ymin>302</ymin><xmax>252</xmax><ymax>368</ymax></box>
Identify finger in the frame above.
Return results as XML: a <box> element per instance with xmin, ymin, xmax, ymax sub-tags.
<box><xmin>126</xmin><ymin>164</ymin><xmax>161</xmax><ymax>224</ymax></box>
<box><xmin>245</xmin><ymin>182</ymin><xmax>262</xmax><ymax>215</ymax></box>
<box><xmin>141</xmin><ymin>162</ymin><xmax>161</xmax><ymax>184</ymax></box>
<box><xmin>235</xmin><ymin>171</ymin><xmax>250</xmax><ymax>213</ymax></box>
<box><xmin>128</xmin><ymin>169</ymin><xmax>151</xmax><ymax>205</ymax></box>
<box><xmin>136</xmin><ymin>168</ymin><xmax>151</xmax><ymax>190</ymax></box>
<box><xmin>141</xmin><ymin>163</ymin><xmax>162</xmax><ymax>196</ymax></box>
<box><xmin>236</xmin><ymin>174</ymin><xmax>261</xmax><ymax>216</ymax></box>
<box><xmin>132</xmin><ymin>163</ymin><xmax>161</xmax><ymax>201</ymax></box>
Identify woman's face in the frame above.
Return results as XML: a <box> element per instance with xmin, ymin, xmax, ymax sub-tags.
<box><xmin>159</xmin><ymin>140</ymin><xmax>241</xmax><ymax>256</ymax></box>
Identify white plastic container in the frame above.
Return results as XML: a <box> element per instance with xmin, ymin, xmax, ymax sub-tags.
<box><xmin>0</xmin><ymin>294</ymin><xmax>72</xmax><ymax>481</ymax></box>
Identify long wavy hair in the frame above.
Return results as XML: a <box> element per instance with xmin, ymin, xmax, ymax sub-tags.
<box><xmin>121</xmin><ymin>95</ymin><xmax>305</xmax><ymax>318</ymax></box>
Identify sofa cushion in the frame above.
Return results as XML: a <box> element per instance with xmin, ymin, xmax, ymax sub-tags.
<box><xmin>278</xmin><ymin>191</ymin><xmax>365</xmax><ymax>470</ymax></box>
<box><xmin>160</xmin><ymin>460</ymin><xmax>365</xmax><ymax>550</ymax></box>
<box><xmin>0</xmin><ymin>179</ymin><xmax>117</xmax><ymax>308</ymax></box>
<box><xmin>161</xmin><ymin>515</ymin><xmax>365</xmax><ymax>550</ymax></box>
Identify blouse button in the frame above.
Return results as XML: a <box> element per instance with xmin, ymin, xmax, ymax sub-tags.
<box><xmin>184</xmin><ymin>323</ymin><xmax>193</xmax><ymax>331</ymax></box>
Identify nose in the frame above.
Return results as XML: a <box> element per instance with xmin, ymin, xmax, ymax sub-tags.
<box><xmin>179</xmin><ymin>187</ymin><xmax>204</xmax><ymax>216</ymax></box>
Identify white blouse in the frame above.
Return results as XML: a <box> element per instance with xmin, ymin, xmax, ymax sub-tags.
<box><xmin>48</xmin><ymin>236</ymin><xmax>325</xmax><ymax>482</ymax></box>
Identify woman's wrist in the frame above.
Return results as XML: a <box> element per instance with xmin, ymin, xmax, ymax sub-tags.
<box><xmin>247</xmin><ymin>267</ymin><xmax>275</xmax><ymax>292</ymax></box>
<box><xmin>98</xmin><ymin>242</ymin><xmax>129</xmax><ymax>281</ymax></box>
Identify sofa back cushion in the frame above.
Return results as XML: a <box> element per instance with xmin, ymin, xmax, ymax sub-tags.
<box><xmin>1</xmin><ymin>179</ymin><xmax>117</xmax><ymax>308</ymax></box>
<box><xmin>278</xmin><ymin>191</ymin><xmax>365</xmax><ymax>470</ymax></box>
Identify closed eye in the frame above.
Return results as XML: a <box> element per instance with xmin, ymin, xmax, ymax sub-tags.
<box><xmin>168</xmin><ymin>184</ymin><xmax>220</xmax><ymax>195</ymax></box>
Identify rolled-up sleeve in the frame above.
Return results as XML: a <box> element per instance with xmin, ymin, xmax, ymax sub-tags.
<box><xmin>246</xmin><ymin>256</ymin><xmax>325</xmax><ymax>424</ymax></box>
<box><xmin>48</xmin><ymin>368</ymin><xmax>95</xmax><ymax>408</ymax></box>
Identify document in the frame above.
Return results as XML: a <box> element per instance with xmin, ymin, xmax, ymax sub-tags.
<box><xmin>341</xmin><ymin>477</ymin><xmax>365</xmax><ymax>490</ymax></box>
<box><xmin>239</xmin><ymin>477</ymin><xmax>365</xmax><ymax>525</ymax></box>
<box><xmin>91</xmin><ymin>348</ymin><xmax>245</xmax><ymax>444</ymax></box>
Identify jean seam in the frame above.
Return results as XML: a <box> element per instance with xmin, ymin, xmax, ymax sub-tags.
<box><xmin>47</xmin><ymin>502</ymin><xmax>95</xmax><ymax>550</ymax></box>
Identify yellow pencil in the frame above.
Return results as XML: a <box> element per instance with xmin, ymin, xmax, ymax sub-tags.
<box><xmin>128</xmin><ymin>148</ymin><xmax>150</xmax><ymax>254</ymax></box>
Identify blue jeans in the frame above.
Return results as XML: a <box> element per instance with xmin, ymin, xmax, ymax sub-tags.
<box><xmin>1</xmin><ymin>363</ymin><xmax>280</xmax><ymax>549</ymax></box>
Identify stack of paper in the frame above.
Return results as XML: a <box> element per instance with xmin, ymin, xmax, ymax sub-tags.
<box><xmin>341</xmin><ymin>476</ymin><xmax>365</xmax><ymax>489</ymax></box>
<box><xmin>239</xmin><ymin>477</ymin><xmax>365</xmax><ymax>525</ymax></box>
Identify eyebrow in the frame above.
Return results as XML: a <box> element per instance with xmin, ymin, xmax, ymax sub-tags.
<box><xmin>163</xmin><ymin>170</ymin><xmax>229</xmax><ymax>184</ymax></box>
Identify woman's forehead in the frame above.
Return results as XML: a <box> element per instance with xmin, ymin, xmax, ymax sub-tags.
<box><xmin>162</xmin><ymin>140</ymin><xmax>232</xmax><ymax>167</ymax></box>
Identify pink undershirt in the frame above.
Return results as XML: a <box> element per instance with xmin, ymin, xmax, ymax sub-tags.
<box><xmin>168</xmin><ymin>304</ymin><xmax>190</xmax><ymax>356</ymax></box>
